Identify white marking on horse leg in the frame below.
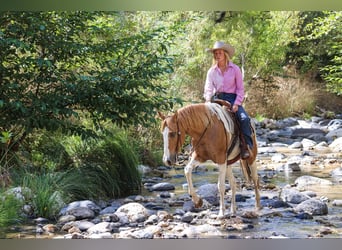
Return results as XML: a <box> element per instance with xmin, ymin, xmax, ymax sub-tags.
<box><xmin>249</xmin><ymin>161</ymin><xmax>261</xmax><ymax>210</ymax></box>
<box><xmin>217</xmin><ymin>163</ymin><xmax>227</xmax><ymax>218</ymax></box>
<box><xmin>162</xmin><ymin>127</ymin><xmax>170</xmax><ymax>164</ymax></box>
<box><xmin>184</xmin><ymin>158</ymin><xmax>201</xmax><ymax>205</ymax></box>
<box><xmin>226</xmin><ymin>166</ymin><xmax>237</xmax><ymax>215</ymax></box>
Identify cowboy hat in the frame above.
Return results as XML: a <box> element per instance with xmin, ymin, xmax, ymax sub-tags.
<box><xmin>206</xmin><ymin>41</ymin><xmax>235</xmax><ymax>58</ymax></box>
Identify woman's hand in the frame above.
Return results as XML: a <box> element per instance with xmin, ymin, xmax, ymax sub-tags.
<box><xmin>232</xmin><ymin>104</ymin><xmax>238</xmax><ymax>113</ymax></box>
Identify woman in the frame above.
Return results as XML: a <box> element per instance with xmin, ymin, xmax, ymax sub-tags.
<box><xmin>203</xmin><ymin>41</ymin><xmax>253</xmax><ymax>159</ymax></box>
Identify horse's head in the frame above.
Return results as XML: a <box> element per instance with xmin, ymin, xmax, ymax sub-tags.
<box><xmin>158</xmin><ymin>111</ymin><xmax>182</xmax><ymax>166</ymax></box>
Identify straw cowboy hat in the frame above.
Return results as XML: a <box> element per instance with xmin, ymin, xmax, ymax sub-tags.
<box><xmin>206</xmin><ymin>41</ymin><xmax>235</xmax><ymax>58</ymax></box>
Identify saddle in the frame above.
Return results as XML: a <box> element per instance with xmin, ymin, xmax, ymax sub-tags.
<box><xmin>212</xmin><ymin>99</ymin><xmax>253</xmax><ymax>164</ymax></box>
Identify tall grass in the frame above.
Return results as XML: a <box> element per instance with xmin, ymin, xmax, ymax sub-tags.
<box><xmin>246</xmin><ymin>77</ymin><xmax>318</xmax><ymax>119</ymax></box>
<box><xmin>20</xmin><ymin>171</ymin><xmax>66</xmax><ymax>220</ymax></box>
<box><xmin>5</xmin><ymin>125</ymin><xmax>142</xmax><ymax>221</ymax></box>
<box><xmin>0</xmin><ymin>191</ymin><xmax>23</xmax><ymax>227</ymax></box>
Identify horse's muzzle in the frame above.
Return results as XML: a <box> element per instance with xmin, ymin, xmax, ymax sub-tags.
<box><xmin>163</xmin><ymin>153</ymin><xmax>177</xmax><ymax>166</ymax></box>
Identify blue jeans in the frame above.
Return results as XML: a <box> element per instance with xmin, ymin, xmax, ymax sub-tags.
<box><xmin>213</xmin><ymin>93</ymin><xmax>253</xmax><ymax>148</ymax></box>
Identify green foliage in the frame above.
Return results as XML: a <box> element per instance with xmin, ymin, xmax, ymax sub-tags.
<box><xmin>288</xmin><ymin>11</ymin><xmax>342</xmax><ymax>95</ymax></box>
<box><xmin>0</xmin><ymin>11</ymin><xmax>179</xmax><ymax>139</ymax></box>
<box><xmin>0</xmin><ymin>192</ymin><xmax>23</xmax><ymax>227</ymax></box>
<box><xmin>68</xmin><ymin>127</ymin><xmax>141</xmax><ymax>198</ymax></box>
<box><xmin>20</xmin><ymin>171</ymin><xmax>66</xmax><ymax>220</ymax></box>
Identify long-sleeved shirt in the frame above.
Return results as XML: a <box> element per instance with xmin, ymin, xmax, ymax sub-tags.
<box><xmin>203</xmin><ymin>61</ymin><xmax>245</xmax><ymax>105</ymax></box>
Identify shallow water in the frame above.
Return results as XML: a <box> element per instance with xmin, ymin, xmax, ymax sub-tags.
<box><xmin>2</xmin><ymin>147</ymin><xmax>342</xmax><ymax>239</ymax></box>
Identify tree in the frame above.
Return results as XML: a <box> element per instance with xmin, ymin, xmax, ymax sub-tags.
<box><xmin>287</xmin><ymin>11</ymin><xmax>342</xmax><ymax>95</ymax></box>
<box><xmin>0</xmin><ymin>11</ymin><xmax>178</xmax><ymax>149</ymax></box>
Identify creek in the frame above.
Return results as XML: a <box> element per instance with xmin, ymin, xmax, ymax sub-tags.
<box><xmin>0</xmin><ymin>147</ymin><xmax>342</xmax><ymax>238</ymax></box>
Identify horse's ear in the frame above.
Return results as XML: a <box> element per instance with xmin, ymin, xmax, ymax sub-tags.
<box><xmin>157</xmin><ymin>111</ymin><xmax>166</xmax><ymax>120</ymax></box>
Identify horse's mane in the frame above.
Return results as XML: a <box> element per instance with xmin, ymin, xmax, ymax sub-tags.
<box><xmin>177</xmin><ymin>103</ymin><xmax>234</xmax><ymax>134</ymax></box>
<box><xmin>177</xmin><ymin>104</ymin><xmax>211</xmax><ymax>131</ymax></box>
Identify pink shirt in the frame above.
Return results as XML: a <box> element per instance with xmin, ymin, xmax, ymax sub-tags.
<box><xmin>203</xmin><ymin>61</ymin><xmax>245</xmax><ymax>105</ymax></box>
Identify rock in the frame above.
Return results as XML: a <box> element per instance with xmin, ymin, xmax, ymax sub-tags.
<box><xmin>288</xmin><ymin>141</ymin><xmax>302</xmax><ymax>149</ymax></box>
<box><xmin>138</xmin><ymin>165</ymin><xmax>152</xmax><ymax>175</ymax></box>
<box><xmin>280</xmin><ymin>188</ymin><xmax>310</xmax><ymax>204</ymax></box>
<box><xmin>58</xmin><ymin>215</ymin><xmax>76</xmax><ymax>224</ymax></box>
<box><xmin>291</xmin><ymin>128</ymin><xmax>325</xmax><ymax>139</ymax></box>
<box><xmin>329</xmin><ymin>137</ymin><xmax>342</xmax><ymax>152</ymax></box>
<box><xmin>332</xmin><ymin>200</ymin><xmax>342</xmax><ymax>207</ymax></box>
<box><xmin>181</xmin><ymin>224</ymin><xmax>223</xmax><ymax>238</ymax></box>
<box><xmin>326</xmin><ymin>128</ymin><xmax>342</xmax><ymax>139</ymax></box>
<box><xmin>196</xmin><ymin>183</ymin><xmax>218</xmax><ymax>198</ymax></box>
<box><xmin>294</xmin><ymin>175</ymin><xmax>333</xmax><ymax>188</ymax></box>
<box><xmin>271</xmin><ymin>153</ymin><xmax>286</xmax><ymax>162</ymax></box>
<box><xmin>66</xmin><ymin>207</ymin><xmax>95</xmax><ymax>220</ymax></box>
<box><xmin>260</xmin><ymin>197</ymin><xmax>290</xmax><ymax>208</ymax></box>
<box><xmin>88</xmin><ymin>232</ymin><xmax>113</xmax><ymax>239</ymax></box>
<box><xmin>301</xmin><ymin>138</ymin><xmax>317</xmax><ymax>149</ymax></box>
<box><xmin>42</xmin><ymin>224</ymin><xmax>58</xmax><ymax>233</ymax></box>
<box><xmin>331</xmin><ymin>167</ymin><xmax>342</xmax><ymax>177</ymax></box>
<box><xmin>99</xmin><ymin>206</ymin><xmax>118</xmax><ymax>215</ymax></box>
<box><xmin>294</xmin><ymin>199</ymin><xmax>328</xmax><ymax>215</ymax></box>
<box><xmin>87</xmin><ymin>222</ymin><xmax>117</xmax><ymax>234</ymax></box>
<box><xmin>115</xmin><ymin>202</ymin><xmax>149</xmax><ymax>223</ymax></box>
<box><xmin>150</xmin><ymin>182</ymin><xmax>175</xmax><ymax>191</ymax></box>
<box><xmin>181</xmin><ymin>213</ymin><xmax>194</xmax><ymax>223</ymax></box>
<box><xmin>326</xmin><ymin>119</ymin><xmax>342</xmax><ymax>131</ymax></box>
<box><xmin>295</xmin><ymin>212</ymin><xmax>313</xmax><ymax>220</ymax></box>
<box><xmin>59</xmin><ymin>200</ymin><xmax>101</xmax><ymax>216</ymax></box>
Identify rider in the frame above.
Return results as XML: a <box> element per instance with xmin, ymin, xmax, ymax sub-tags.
<box><xmin>203</xmin><ymin>41</ymin><xmax>253</xmax><ymax>159</ymax></box>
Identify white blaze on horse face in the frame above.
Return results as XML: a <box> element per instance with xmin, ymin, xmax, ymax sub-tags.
<box><xmin>162</xmin><ymin>126</ymin><xmax>170</xmax><ymax>164</ymax></box>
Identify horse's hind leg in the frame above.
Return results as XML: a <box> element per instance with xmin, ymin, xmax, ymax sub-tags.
<box><xmin>249</xmin><ymin>161</ymin><xmax>261</xmax><ymax>210</ymax></box>
<box><xmin>184</xmin><ymin>158</ymin><xmax>203</xmax><ymax>208</ymax></box>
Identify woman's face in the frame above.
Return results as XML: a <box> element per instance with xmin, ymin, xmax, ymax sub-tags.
<box><xmin>213</xmin><ymin>49</ymin><xmax>226</xmax><ymax>64</ymax></box>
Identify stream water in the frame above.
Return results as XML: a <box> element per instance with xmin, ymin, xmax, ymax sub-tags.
<box><xmin>1</xmin><ymin>147</ymin><xmax>342</xmax><ymax>239</ymax></box>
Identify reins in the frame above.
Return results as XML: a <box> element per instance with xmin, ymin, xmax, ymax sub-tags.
<box><xmin>174</xmin><ymin>110</ymin><xmax>212</xmax><ymax>155</ymax></box>
<box><xmin>189</xmin><ymin>115</ymin><xmax>211</xmax><ymax>154</ymax></box>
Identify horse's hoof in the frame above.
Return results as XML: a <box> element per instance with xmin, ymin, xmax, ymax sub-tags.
<box><xmin>194</xmin><ymin>198</ymin><xmax>203</xmax><ymax>208</ymax></box>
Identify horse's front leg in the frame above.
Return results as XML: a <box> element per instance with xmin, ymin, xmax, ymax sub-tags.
<box><xmin>226</xmin><ymin>165</ymin><xmax>237</xmax><ymax>215</ymax></box>
<box><xmin>217</xmin><ymin>163</ymin><xmax>227</xmax><ymax>218</ymax></box>
<box><xmin>184</xmin><ymin>158</ymin><xmax>202</xmax><ymax>208</ymax></box>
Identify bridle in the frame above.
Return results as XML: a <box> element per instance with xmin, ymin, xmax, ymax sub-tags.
<box><xmin>169</xmin><ymin>111</ymin><xmax>212</xmax><ymax>156</ymax></box>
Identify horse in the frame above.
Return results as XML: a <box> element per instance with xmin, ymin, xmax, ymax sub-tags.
<box><xmin>159</xmin><ymin>102</ymin><xmax>261</xmax><ymax>218</ymax></box>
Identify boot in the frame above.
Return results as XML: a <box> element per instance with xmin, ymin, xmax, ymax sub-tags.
<box><xmin>240</xmin><ymin>146</ymin><xmax>250</xmax><ymax>159</ymax></box>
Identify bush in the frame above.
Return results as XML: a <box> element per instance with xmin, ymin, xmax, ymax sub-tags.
<box><xmin>246</xmin><ymin>77</ymin><xmax>318</xmax><ymax>119</ymax></box>
<box><xmin>0</xmin><ymin>191</ymin><xmax>23</xmax><ymax>227</ymax></box>
<box><xmin>20</xmin><ymin>171</ymin><xmax>66</xmax><ymax>220</ymax></box>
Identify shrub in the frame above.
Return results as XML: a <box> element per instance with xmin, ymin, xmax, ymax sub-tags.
<box><xmin>0</xmin><ymin>191</ymin><xmax>23</xmax><ymax>227</ymax></box>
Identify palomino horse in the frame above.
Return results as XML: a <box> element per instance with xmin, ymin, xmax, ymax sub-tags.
<box><xmin>159</xmin><ymin>102</ymin><xmax>261</xmax><ymax>217</ymax></box>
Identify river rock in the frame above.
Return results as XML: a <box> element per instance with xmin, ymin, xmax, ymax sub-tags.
<box><xmin>150</xmin><ymin>182</ymin><xmax>175</xmax><ymax>191</ymax></box>
<box><xmin>294</xmin><ymin>199</ymin><xmax>328</xmax><ymax>215</ymax></box>
<box><xmin>331</xmin><ymin>167</ymin><xmax>342</xmax><ymax>177</ymax></box>
<box><xmin>291</xmin><ymin>128</ymin><xmax>325</xmax><ymax>139</ymax></box>
<box><xmin>181</xmin><ymin>224</ymin><xmax>223</xmax><ymax>238</ymax></box>
<box><xmin>66</xmin><ymin>207</ymin><xmax>95</xmax><ymax>220</ymax></box>
<box><xmin>326</xmin><ymin>128</ymin><xmax>342</xmax><ymax>139</ymax></box>
<box><xmin>196</xmin><ymin>183</ymin><xmax>218</xmax><ymax>198</ymax></box>
<box><xmin>329</xmin><ymin>137</ymin><xmax>342</xmax><ymax>152</ymax></box>
<box><xmin>332</xmin><ymin>200</ymin><xmax>342</xmax><ymax>207</ymax></box>
<box><xmin>280</xmin><ymin>188</ymin><xmax>311</xmax><ymax>204</ymax></box>
<box><xmin>326</xmin><ymin>119</ymin><xmax>342</xmax><ymax>131</ymax></box>
<box><xmin>115</xmin><ymin>202</ymin><xmax>149</xmax><ymax>223</ymax></box>
<box><xmin>99</xmin><ymin>206</ymin><xmax>118</xmax><ymax>215</ymax></box>
<box><xmin>87</xmin><ymin>221</ymin><xmax>117</xmax><ymax>234</ymax></box>
<box><xmin>58</xmin><ymin>215</ymin><xmax>76</xmax><ymax>224</ymax></box>
<box><xmin>59</xmin><ymin>200</ymin><xmax>101</xmax><ymax>216</ymax></box>
<box><xmin>294</xmin><ymin>175</ymin><xmax>333</xmax><ymax>188</ymax></box>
